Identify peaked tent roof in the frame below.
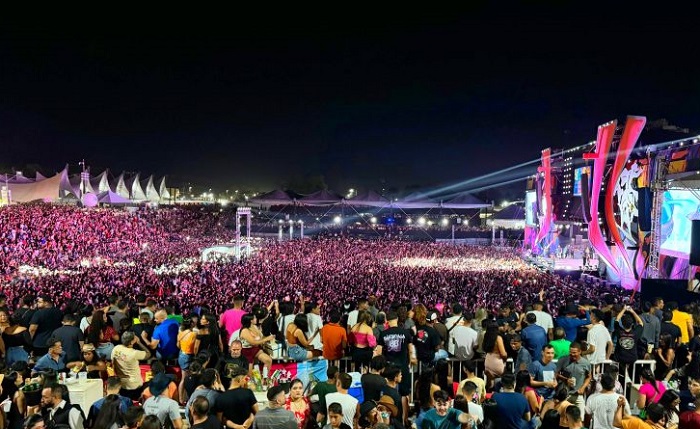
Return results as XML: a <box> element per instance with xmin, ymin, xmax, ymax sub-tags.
<box><xmin>158</xmin><ymin>177</ymin><xmax>171</xmax><ymax>200</ymax></box>
<box><xmin>250</xmin><ymin>189</ymin><xmax>295</xmax><ymax>206</ymax></box>
<box><xmin>299</xmin><ymin>189</ymin><xmax>343</xmax><ymax>206</ymax></box>
<box><xmin>125</xmin><ymin>173</ymin><xmax>146</xmax><ymax>200</ymax></box>
<box><xmin>346</xmin><ymin>190</ymin><xmax>390</xmax><ymax>207</ymax></box>
<box><xmin>6</xmin><ymin>169</ymin><xmax>67</xmax><ymax>202</ymax></box>
<box><xmin>440</xmin><ymin>193</ymin><xmax>490</xmax><ymax>209</ymax></box>
<box><xmin>143</xmin><ymin>175</ymin><xmax>160</xmax><ymax>202</ymax></box>
<box><xmin>97</xmin><ymin>190</ymin><xmax>133</xmax><ymax>204</ymax></box>
<box><xmin>493</xmin><ymin>204</ymin><xmax>525</xmax><ymax>220</ymax></box>
<box><xmin>113</xmin><ymin>173</ymin><xmax>130</xmax><ymax>199</ymax></box>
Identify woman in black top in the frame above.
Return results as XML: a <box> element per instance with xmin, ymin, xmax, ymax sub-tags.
<box><xmin>195</xmin><ymin>313</ymin><xmax>223</xmax><ymax>369</ymax></box>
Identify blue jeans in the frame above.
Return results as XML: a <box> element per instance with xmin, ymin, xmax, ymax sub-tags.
<box><xmin>6</xmin><ymin>346</ymin><xmax>28</xmax><ymax>366</ymax></box>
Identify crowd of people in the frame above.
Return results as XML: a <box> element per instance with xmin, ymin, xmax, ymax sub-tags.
<box><xmin>1</xmin><ymin>203</ymin><xmax>700</xmax><ymax>428</ymax></box>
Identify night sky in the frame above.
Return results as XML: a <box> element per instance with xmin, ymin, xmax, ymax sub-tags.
<box><xmin>2</xmin><ymin>7</ymin><xmax>699</xmax><ymax>200</ymax></box>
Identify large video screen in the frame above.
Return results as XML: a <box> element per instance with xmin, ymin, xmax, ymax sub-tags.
<box><xmin>573</xmin><ymin>166</ymin><xmax>591</xmax><ymax>196</ymax></box>
<box><xmin>525</xmin><ymin>190</ymin><xmax>537</xmax><ymax>226</ymax></box>
<box><xmin>659</xmin><ymin>189</ymin><xmax>700</xmax><ymax>258</ymax></box>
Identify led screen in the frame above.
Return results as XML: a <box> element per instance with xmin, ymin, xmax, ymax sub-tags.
<box><xmin>659</xmin><ymin>189</ymin><xmax>700</xmax><ymax>258</ymax></box>
<box><xmin>525</xmin><ymin>191</ymin><xmax>537</xmax><ymax>226</ymax></box>
<box><xmin>573</xmin><ymin>166</ymin><xmax>591</xmax><ymax>196</ymax></box>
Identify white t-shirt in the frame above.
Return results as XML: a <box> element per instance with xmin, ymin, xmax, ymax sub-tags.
<box><xmin>325</xmin><ymin>392</ymin><xmax>358</xmax><ymax>428</ymax></box>
<box><xmin>307</xmin><ymin>313</ymin><xmax>324</xmax><ymax>350</ymax></box>
<box><xmin>586</xmin><ymin>323</ymin><xmax>612</xmax><ymax>365</ymax></box>
<box><xmin>464</xmin><ymin>402</ymin><xmax>483</xmax><ymax>424</ymax></box>
<box><xmin>445</xmin><ymin>315</ymin><xmax>463</xmax><ymax>354</ymax></box>
<box><xmin>527</xmin><ymin>310</ymin><xmax>554</xmax><ymax>334</ymax></box>
<box><xmin>346</xmin><ymin>310</ymin><xmax>359</xmax><ymax>329</ymax></box>
<box><xmin>585</xmin><ymin>392</ymin><xmax>629</xmax><ymax>429</ymax></box>
<box><xmin>451</xmin><ymin>325</ymin><xmax>478</xmax><ymax>360</ymax></box>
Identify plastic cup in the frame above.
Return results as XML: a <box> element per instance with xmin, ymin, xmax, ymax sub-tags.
<box><xmin>78</xmin><ymin>372</ymin><xmax>88</xmax><ymax>382</ymax></box>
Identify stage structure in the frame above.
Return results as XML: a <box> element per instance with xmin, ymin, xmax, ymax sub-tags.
<box><xmin>527</xmin><ymin>116</ymin><xmax>700</xmax><ymax>290</ymax></box>
<box><xmin>235</xmin><ymin>207</ymin><xmax>252</xmax><ymax>259</ymax></box>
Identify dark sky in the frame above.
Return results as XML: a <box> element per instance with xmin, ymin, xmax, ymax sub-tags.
<box><xmin>2</xmin><ymin>7</ymin><xmax>699</xmax><ymax>199</ymax></box>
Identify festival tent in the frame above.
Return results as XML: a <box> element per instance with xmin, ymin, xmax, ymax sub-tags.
<box><xmin>5</xmin><ymin>168</ymin><xmax>70</xmax><ymax>202</ymax></box>
<box><xmin>298</xmin><ymin>189</ymin><xmax>343</xmax><ymax>206</ymax></box>
<box><xmin>113</xmin><ymin>173</ymin><xmax>130</xmax><ymax>199</ymax></box>
<box><xmin>394</xmin><ymin>192</ymin><xmax>440</xmax><ymax>209</ymax></box>
<box><xmin>249</xmin><ymin>189</ymin><xmax>295</xmax><ymax>207</ymax></box>
<box><xmin>97</xmin><ymin>190</ymin><xmax>133</xmax><ymax>205</ymax></box>
<box><xmin>91</xmin><ymin>170</ymin><xmax>112</xmax><ymax>193</ymax></box>
<box><xmin>142</xmin><ymin>175</ymin><xmax>160</xmax><ymax>202</ymax></box>
<box><xmin>125</xmin><ymin>173</ymin><xmax>146</xmax><ymax>200</ymax></box>
<box><xmin>158</xmin><ymin>177</ymin><xmax>171</xmax><ymax>201</ymax></box>
<box><xmin>491</xmin><ymin>203</ymin><xmax>526</xmax><ymax>228</ymax></box>
<box><xmin>345</xmin><ymin>190</ymin><xmax>391</xmax><ymax>208</ymax></box>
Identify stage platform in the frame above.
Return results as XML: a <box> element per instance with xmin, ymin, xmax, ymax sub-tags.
<box><xmin>525</xmin><ymin>255</ymin><xmax>598</xmax><ymax>272</ymax></box>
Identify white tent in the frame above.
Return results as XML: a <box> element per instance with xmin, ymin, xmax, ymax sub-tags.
<box><xmin>97</xmin><ymin>190</ymin><xmax>133</xmax><ymax>205</ymax></box>
<box><xmin>158</xmin><ymin>177</ymin><xmax>171</xmax><ymax>201</ymax></box>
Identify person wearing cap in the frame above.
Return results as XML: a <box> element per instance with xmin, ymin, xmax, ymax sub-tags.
<box><xmin>253</xmin><ymin>385</ymin><xmax>297</xmax><ymax>429</ymax></box>
<box><xmin>75</xmin><ymin>343</ymin><xmax>107</xmax><ymax>379</ymax></box>
<box><xmin>358</xmin><ymin>400</ymin><xmax>392</xmax><ymax>429</ymax></box>
<box><xmin>112</xmin><ymin>331</ymin><xmax>151</xmax><ymax>400</ymax></box>
<box><xmin>142</xmin><ymin>372</ymin><xmax>184</xmax><ymax>429</ymax></box>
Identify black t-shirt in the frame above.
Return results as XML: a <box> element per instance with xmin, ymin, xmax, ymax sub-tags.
<box><xmin>377</xmin><ymin>326</ymin><xmax>413</xmax><ymax>367</ymax></box>
<box><xmin>661</xmin><ymin>321</ymin><xmax>682</xmax><ymax>346</ymax></box>
<box><xmin>413</xmin><ymin>324</ymin><xmax>441</xmax><ymax>363</ymax></box>
<box><xmin>191</xmin><ymin>415</ymin><xmax>222</xmax><ymax>429</ymax></box>
<box><xmin>30</xmin><ymin>307</ymin><xmax>63</xmax><ymax>348</ymax></box>
<box><xmin>361</xmin><ymin>373</ymin><xmax>386</xmax><ymax>402</ymax></box>
<box><xmin>214</xmin><ymin>387</ymin><xmax>258</xmax><ymax>424</ymax></box>
<box><xmin>613</xmin><ymin>326</ymin><xmax>642</xmax><ymax>363</ymax></box>
<box><xmin>218</xmin><ymin>356</ymin><xmax>250</xmax><ymax>387</ymax></box>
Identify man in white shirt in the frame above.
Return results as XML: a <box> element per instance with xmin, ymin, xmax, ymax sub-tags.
<box><xmin>305</xmin><ymin>301</ymin><xmax>324</xmax><ymax>354</ymax></box>
<box><xmin>324</xmin><ymin>373</ymin><xmax>360</xmax><ymax>429</ymax></box>
<box><xmin>585</xmin><ymin>373</ymin><xmax>629</xmax><ymax>429</ymax></box>
<box><xmin>445</xmin><ymin>303</ymin><xmax>464</xmax><ymax>356</ymax></box>
<box><xmin>451</xmin><ymin>312</ymin><xmax>478</xmax><ymax>361</ymax></box>
<box><xmin>527</xmin><ymin>299</ymin><xmax>554</xmax><ymax>340</ymax></box>
<box><xmin>346</xmin><ymin>298</ymin><xmax>369</xmax><ymax>332</ymax></box>
<box><xmin>582</xmin><ymin>309</ymin><xmax>613</xmax><ymax>368</ymax></box>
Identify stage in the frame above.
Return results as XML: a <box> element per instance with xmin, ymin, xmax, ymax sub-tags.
<box><xmin>524</xmin><ymin>254</ymin><xmax>598</xmax><ymax>274</ymax></box>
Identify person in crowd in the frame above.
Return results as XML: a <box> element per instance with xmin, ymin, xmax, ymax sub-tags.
<box><xmin>184</xmin><ymin>368</ymin><xmax>225</xmax><ymax>421</ymax></box>
<box><xmin>635</xmin><ymin>367</ymin><xmax>666</xmax><ymax>411</ymax></box>
<box><xmin>75</xmin><ymin>343</ymin><xmax>107</xmax><ymax>379</ymax></box>
<box><xmin>445</xmin><ymin>303</ymin><xmax>465</xmax><ymax>355</ymax></box>
<box><xmin>51</xmin><ymin>313</ymin><xmax>84</xmax><ymax>366</ymax></box>
<box><xmin>92</xmin><ymin>394</ymin><xmax>125</xmax><ymax>429</ymax></box>
<box><xmin>655</xmin><ymin>332</ymin><xmax>677</xmax><ymax>381</ymax></box>
<box><xmin>1</xmin><ymin>312</ymin><xmax>31</xmax><ymax>367</ymax></box>
<box><xmin>584</xmin><ymin>372</ymin><xmax>629</xmax><ymax>429</ymax></box>
<box><xmin>360</xmin><ymin>357</ymin><xmax>386</xmax><ymax>403</ymax></box>
<box><xmin>194</xmin><ymin>313</ymin><xmax>223</xmax><ymax>370</ymax></box>
<box><xmin>32</xmin><ymin>337</ymin><xmax>71</xmax><ymax>375</ymax></box>
<box><xmin>509</xmin><ymin>333</ymin><xmax>532</xmax><ymax>372</ymax></box>
<box><xmin>565</xmin><ymin>405</ymin><xmax>585</xmax><ymax>429</ymax></box>
<box><xmin>456</xmin><ymin>385</ymin><xmax>483</xmax><ymax>423</ymax></box>
<box><xmin>190</xmin><ymin>396</ymin><xmax>221</xmax><ymax>429</ymax></box>
<box><xmin>419</xmin><ymin>390</ymin><xmax>474</xmax><ymax>429</ymax></box>
<box><xmin>85</xmin><ymin>309</ymin><xmax>119</xmax><ymax>360</ymax></box>
<box><xmin>482</xmin><ymin>320</ymin><xmax>506</xmax><ymax>390</ymax></box>
<box><xmin>254</xmin><ymin>384</ymin><xmax>297</xmax><ymax>429</ymax></box>
<box><xmin>456</xmin><ymin>359</ymin><xmax>486</xmax><ymax>404</ymax></box>
<box><xmin>520</xmin><ymin>312</ymin><xmax>548</xmax><ymax>363</ymax></box>
<box><xmin>613</xmin><ymin>306</ymin><xmax>644</xmax><ymax>383</ymax></box>
<box><xmin>320</xmin><ymin>309</ymin><xmax>347</xmax><ymax>364</ymax></box>
<box><xmin>528</xmin><ymin>344</ymin><xmax>557</xmax><ymax>400</ymax></box>
<box><xmin>614</xmin><ymin>397</ymin><xmax>665</xmax><ymax>429</ymax></box>
<box><xmin>549</xmin><ymin>327</ymin><xmax>571</xmax><ymax>360</ymax></box>
<box><xmin>142</xmin><ymin>373</ymin><xmax>184</xmax><ymax>429</ymax></box>
<box><xmin>449</xmin><ymin>311</ymin><xmax>478</xmax><ymax>361</ymax></box>
<box><xmin>29</xmin><ymin>295</ymin><xmax>63</xmax><ymax>357</ymax></box>
<box><xmin>286</xmin><ymin>314</ymin><xmax>316</xmax><ymax>363</ymax></box>
<box><xmin>357</xmin><ymin>400</ymin><xmax>390</xmax><ymax>429</ymax></box>
<box><xmin>215</xmin><ymin>366</ymin><xmax>257</xmax><ymax>429</ymax></box>
<box><xmin>670</xmin><ymin>301</ymin><xmax>695</xmax><ymax>345</ymax></box>
<box><xmin>285</xmin><ymin>378</ymin><xmax>311</xmax><ymax>429</ymax></box>
<box><xmin>491</xmin><ymin>372</ymin><xmax>530</xmax><ymax>429</ymax></box>
<box><xmin>555</xmin><ymin>342</ymin><xmax>591</xmax><ymax>417</ymax></box>
<box><xmin>555</xmin><ymin>304</ymin><xmax>591</xmax><ymax>343</ymax></box>
<box><xmin>349</xmin><ymin>310</ymin><xmax>376</xmax><ymax>372</ymax></box>
<box><xmin>515</xmin><ymin>369</ymin><xmax>542</xmax><ymax>418</ymax></box>
<box><xmin>414</xmin><ymin>367</ymin><xmax>440</xmax><ymax>420</ymax></box>
<box><xmin>1</xmin><ymin>370</ymin><xmax>26</xmax><ymax>429</ymax></box>
<box><xmin>680</xmin><ymin>395</ymin><xmax>700</xmax><ymax>427</ymax></box>
<box><xmin>141</xmin><ymin>361</ymin><xmax>179</xmax><ymax>402</ymax></box>
<box><xmin>86</xmin><ymin>376</ymin><xmax>132</xmax><ymax>427</ymax></box>
<box><xmin>581</xmin><ymin>309</ymin><xmax>613</xmax><ymax>369</ymax></box>
<box><xmin>112</xmin><ymin>331</ymin><xmax>151</xmax><ymax>400</ymax></box>
<box><xmin>657</xmin><ymin>389</ymin><xmax>681</xmax><ymax>428</ymax></box>
<box><xmin>310</xmin><ymin>365</ymin><xmax>339</xmax><ymax>424</ymax></box>
<box><xmin>324</xmin><ymin>373</ymin><xmax>359</xmax><ymax>429</ymax></box>
<box><xmin>177</xmin><ymin>314</ymin><xmax>197</xmax><ymax>403</ymax></box>
<box><xmin>143</xmin><ymin>309</ymin><xmax>179</xmax><ymax>361</ymax></box>
<box><xmin>528</xmin><ymin>293</ymin><xmax>555</xmax><ymax>340</ymax></box>
<box><xmin>239</xmin><ymin>313</ymin><xmax>275</xmax><ymax>376</ymax></box>
<box><xmin>346</xmin><ymin>299</ymin><xmax>369</xmax><ymax>334</ymax></box>
<box><xmin>220</xmin><ymin>295</ymin><xmax>247</xmax><ymax>345</ymax></box>
<box><xmin>40</xmin><ymin>384</ymin><xmax>85</xmax><ymax>429</ymax></box>
<box><xmin>304</xmin><ymin>301</ymin><xmax>324</xmax><ymax>358</ymax></box>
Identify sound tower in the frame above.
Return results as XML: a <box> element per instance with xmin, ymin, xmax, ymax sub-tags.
<box><xmin>691</xmin><ymin>220</ymin><xmax>700</xmax><ymax>266</ymax></box>
<box><xmin>580</xmin><ymin>172</ymin><xmax>591</xmax><ymax>223</ymax></box>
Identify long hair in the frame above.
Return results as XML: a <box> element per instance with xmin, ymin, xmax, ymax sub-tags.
<box><xmin>293</xmin><ymin>314</ymin><xmax>309</xmax><ymax>333</ymax></box>
<box><xmin>413</xmin><ymin>304</ymin><xmax>428</xmax><ymax>326</ymax></box>
<box><xmin>640</xmin><ymin>367</ymin><xmax>659</xmax><ymax>394</ymax></box>
<box><xmin>93</xmin><ymin>394</ymin><xmax>124</xmax><ymax>429</ymax></box>
<box><xmin>481</xmin><ymin>320</ymin><xmax>500</xmax><ymax>353</ymax></box>
<box><xmin>88</xmin><ymin>310</ymin><xmax>107</xmax><ymax>345</ymax></box>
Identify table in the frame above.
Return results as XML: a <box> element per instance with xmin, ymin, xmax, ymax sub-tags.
<box><xmin>66</xmin><ymin>379</ymin><xmax>103</xmax><ymax>413</ymax></box>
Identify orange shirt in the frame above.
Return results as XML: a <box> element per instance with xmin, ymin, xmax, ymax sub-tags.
<box><xmin>320</xmin><ymin>323</ymin><xmax>348</xmax><ymax>360</ymax></box>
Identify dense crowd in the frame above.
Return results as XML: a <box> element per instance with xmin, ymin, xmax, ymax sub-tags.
<box><xmin>2</xmin><ymin>204</ymin><xmax>700</xmax><ymax>429</ymax></box>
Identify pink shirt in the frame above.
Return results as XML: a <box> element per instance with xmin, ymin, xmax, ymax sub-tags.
<box><xmin>638</xmin><ymin>380</ymin><xmax>666</xmax><ymax>404</ymax></box>
<box><xmin>220</xmin><ymin>308</ymin><xmax>246</xmax><ymax>342</ymax></box>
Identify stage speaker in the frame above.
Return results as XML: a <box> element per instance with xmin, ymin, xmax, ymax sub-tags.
<box><xmin>580</xmin><ymin>173</ymin><xmax>591</xmax><ymax>223</ymax></box>
<box><xmin>691</xmin><ymin>220</ymin><xmax>700</xmax><ymax>266</ymax></box>
<box><xmin>637</xmin><ymin>188</ymin><xmax>653</xmax><ymax>231</ymax></box>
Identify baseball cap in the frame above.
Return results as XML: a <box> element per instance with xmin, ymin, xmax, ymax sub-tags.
<box><xmin>427</xmin><ymin>312</ymin><xmax>439</xmax><ymax>322</ymax></box>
